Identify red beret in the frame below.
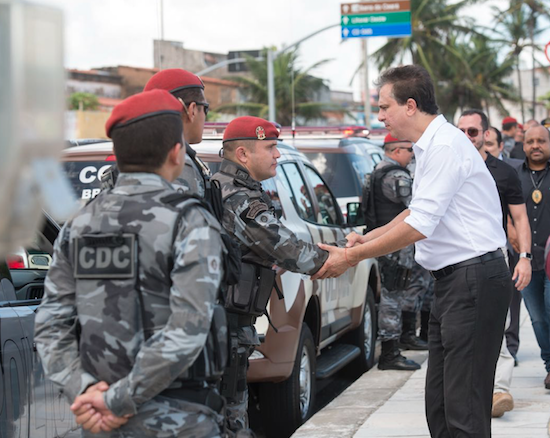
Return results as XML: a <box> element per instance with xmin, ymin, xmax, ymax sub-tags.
<box><xmin>384</xmin><ymin>133</ymin><xmax>406</xmax><ymax>144</ymax></box>
<box><xmin>144</xmin><ymin>69</ymin><xmax>204</xmax><ymax>94</ymax></box>
<box><xmin>223</xmin><ymin>116</ymin><xmax>279</xmax><ymax>144</ymax></box>
<box><xmin>105</xmin><ymin>89</ymin><xmax>183</xmax><ymax>137</ymax></box>
<box><xmin>502</xmin><ymin>116</ymin><xmax>517</xmax><ymax>125</ymax></box>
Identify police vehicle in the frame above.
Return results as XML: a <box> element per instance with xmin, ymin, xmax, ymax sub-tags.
<box><xmin>60</xmin><ymin>132</ymin><xmax>381</xmax><ymax>438</ymax></box>
<box><xmin>1</xmin><ymin>213</ymin><xmax>80</xmax><ymax>437</ymax></box>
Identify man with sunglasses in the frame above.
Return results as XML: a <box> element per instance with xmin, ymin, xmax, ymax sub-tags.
<box><xmin>366</xmin><ymin>133</ymin><xmax>427</xmax><ymax>371</ymax></box>
<box><xmin>457</xmin><ymin>109</ymin><xmax>531</xmax><ymax>419</ymax></box>
<box><xmin>102</xmin><ymin>69</ymin><xmax>215</xmax><ymax>209</ymax></box>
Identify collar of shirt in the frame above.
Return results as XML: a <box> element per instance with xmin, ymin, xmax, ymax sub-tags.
<box><xmin>114</xmin><ymin>172</ymin><xmax>174</xmax><ymax>195</ymax></box>
<box><xmin>219</xmin><ymin>159</ymin><xmax>262</xmax><ymax>190</ymax></box>
<box><xmin>413</xmin><ymin>114</ymin><xmax>447</xmax><ymax>152</ymax></box>
<box><xmin>522</xmin><ymin>159</ymin><xmax>550</xmax><ymax>172</ymax></box>
<box><xmin>485</xmin><ymin>153</ymin><xmax>498</xmax><ymax>168</ymax></box>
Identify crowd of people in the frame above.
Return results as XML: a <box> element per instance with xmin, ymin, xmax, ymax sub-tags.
<box><xmin>32</xmin><ymin>63</ymin><xmax>550</xmax><ymax>438</ymax></box>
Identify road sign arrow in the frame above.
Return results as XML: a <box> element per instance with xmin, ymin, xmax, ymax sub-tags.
<box><xmin>343</xmin><ymin>4</ymin><xmax>350</xmax><ymax>13</ymax></box>
<box><xmin>343</xmin><ymin>16</ymin><xmax>349</xmax><ymax>25</ymax></box>
<box><xmin>342</xmin><ymin>28</ymin><xmax>350</xmax><ymax>37</ymax></box>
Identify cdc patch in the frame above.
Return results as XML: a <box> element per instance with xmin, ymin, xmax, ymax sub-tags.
<box><xmin>74</xmin><ymin>233</ymin><xmax>136</xmax><ymax>279</ymax></box>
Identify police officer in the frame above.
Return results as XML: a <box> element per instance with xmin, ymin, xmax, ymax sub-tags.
<box><xmin>35</xmin><ymin>90</ymin><xmax>228</xmax><ymax>437</ymax></box>
<box><xmin>102</xmin><ymin>69</ymin><xmax>219</xmax><ymax>215</ymax></box>
<box><xmin>367</xmin><ymin>134</ymin><xmax>423</xmax><ymax>370</ymax></box>
<box><xmin>211</xmin><ymin>116</ymin><xmax>329</xmax><ymax>434</ymax></box>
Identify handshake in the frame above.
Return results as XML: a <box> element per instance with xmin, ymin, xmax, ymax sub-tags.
<box><xmin>70</xmin><ymin>381</ymin><xmax>132</xmax><ymax>434</ymax></box>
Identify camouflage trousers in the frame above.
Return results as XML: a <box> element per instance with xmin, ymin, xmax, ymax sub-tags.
<box><xmin>401</xmin><ymin>261</ymin><xmax>434</xmax><ymax>314</ymax></box>
<box><xmin>223</xmin><ymin>325</ymin><xmax>258</xmax><ymax>436</ymax></box>
<box><xmin>378</xmin><ymin>246</ymin><xmax>414</xmax><ymax>342</ymax></box>
<box><xmin>81</xmin><ymin>395</ymin><xmax>223</xmax><ymax>438</ymax></box>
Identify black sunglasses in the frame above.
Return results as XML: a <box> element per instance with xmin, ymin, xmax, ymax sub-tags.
<box><xmin>398</xmin><ymin>146</ymin><xmax>414</xmax><ymax>152</ymax></box>
<box><xmin>459</xmin><ymin>127</ymin><xmax>481</xmax><ymax>137</ymax></box>
<box><xmin>186</xmin><ymin>101</ymin><xmax>209</xmax><ymax>116</ymax></box>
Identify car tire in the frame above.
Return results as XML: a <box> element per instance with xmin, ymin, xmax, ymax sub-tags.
<box><xmin>348</xmin><ymin>285</ymin><xmax>377</xmax><ymax>374</ymax></box>
<box><xmin>258</xmin><ymin>323</ymin><xmax>316</xmax><ymax>438</ymax></box>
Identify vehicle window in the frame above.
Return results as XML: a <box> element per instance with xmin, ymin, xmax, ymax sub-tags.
<box><xmin>369</xmin><ymin>151</ymin><xmax>383</xmax><ymax>165</ymax></box>
<box><xmin>280</xmin><ymin>163</ymin><xmax>315</xmax><ymax>222</ymax></box>
<box><xmin>262</xmin><ymin>178</ymin><xmax>283</xmax><ymax>216</ymax></box>
<box><xmin>63</xmin><ymin>161</ymin><xmax>113</xmax><ymax>203</ymax></box>
<box><xmin>303</xmin><ymin>166</ymin><xmax>339</xmax><ymax>225</ymax></box>
<box><xmin>305</xmin><ymin>152</ymin><xmax>367</xmax><ymax>198</ymax></box>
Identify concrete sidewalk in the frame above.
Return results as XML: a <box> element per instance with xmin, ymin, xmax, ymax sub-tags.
<box><xmin>294</xmin><ymin>308</ymin><xmax>550</xmax><ymax>438</ymax></box>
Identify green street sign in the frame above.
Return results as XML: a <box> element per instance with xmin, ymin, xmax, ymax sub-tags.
<box><xmin>341</xmin><ymin>11</ymin><xmax>411</xmax><ymax>27</ymax></box>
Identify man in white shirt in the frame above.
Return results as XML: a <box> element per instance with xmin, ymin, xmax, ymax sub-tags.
<box><xmin>313</xmin><ymin>65</ymin><xmax>513</xmax><ymax>437</ymax></box>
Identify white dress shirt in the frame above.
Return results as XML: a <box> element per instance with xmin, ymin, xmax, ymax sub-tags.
<box><xmin>404</xmin><ymin>115</ymin><xmax>506</xmax><ymax>270</ymax></box>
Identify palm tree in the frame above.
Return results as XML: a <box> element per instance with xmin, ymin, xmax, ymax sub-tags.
<box><xmin>489</xmin><ymin>1</ymin><xmax>547</xmax><ymax>122</ymax></box>
<box><xmin>435</xmin><ymin>34</ymin><xmax>518</xmax><ymax>120</ymax></box>
<box><xmin>216</xmin><ymin>49</ymin><xmax>347</xmax><ymax>125</ymax></box>
<box><xmin>371</xmin><ymin>0</ymin><xmax>480</xmax><ymax>78</ymax></box>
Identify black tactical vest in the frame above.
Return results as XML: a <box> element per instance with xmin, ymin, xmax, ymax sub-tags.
<box><xmin>69</xmin><ymin>188</ymin><xmax>228</xmax><ymax>385</ymax></box>
<box><xmin>372</xmin><ymin>164</ymin><xmax>410</xmax><ymax>228</ymax></box>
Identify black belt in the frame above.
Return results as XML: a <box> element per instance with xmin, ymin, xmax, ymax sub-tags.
<box><xmin>159</xmin><ymin>386</ymin><xmax>224</xmax><ymax>414</ymax></box>
<box><xmin>429</xmin><ymin>250</ymin><xmax>503</xmax><ymax>281</ymax></box>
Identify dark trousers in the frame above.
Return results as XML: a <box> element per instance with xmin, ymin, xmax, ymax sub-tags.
<box><xmin>425</xmin><ymin>257</ymin><xmax>512</xmax><ymax>438</ymax></box>
<box><xmin>505</xmin><ymin>251</ymin><xmax>521</xmax><ymax>357</ymax></box>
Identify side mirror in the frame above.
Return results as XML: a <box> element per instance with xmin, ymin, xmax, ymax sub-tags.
<box><xmin>346</xmin><ymin>202</ymin><xmax>365</xmax><ymax>226</ymax></box>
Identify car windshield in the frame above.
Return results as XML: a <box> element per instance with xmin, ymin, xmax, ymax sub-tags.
<box><xmin>304</xmin><ymin>152</ymin><xmax>372</xmax><ymax>198</ymax></box>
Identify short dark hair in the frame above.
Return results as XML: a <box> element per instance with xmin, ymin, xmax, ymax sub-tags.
<box><xmin>489</xmin><ymin>126</ymin><xmax>503</xmax><ymax>146</ymax></box>
<box><xmin>460</xmin><ymin>109</ymin><xmax>489</xmax><ymax>131</ymax></box>
<box><xmin>172</xmin><ymin>88</ymin><xmax>205</xmax><ymax>105</ymax></box>
<box><xmin>112</xmin><ymin>114</ymin><xmax>183</xmax><ymax>172</ymax></box>
<box><xmin>502</xmin><ymin>121</ymin><xmax>518</xmax><ymax>131</ymax></box>
<box><xmin>375</xmin><ymin>65</ymin><xmax>439</xmax><ymax>115</ymax></box>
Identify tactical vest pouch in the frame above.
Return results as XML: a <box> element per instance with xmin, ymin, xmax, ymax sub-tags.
<box><xmin>187</xmin><ymin>303</ymin><xmax>229</xmax><ymax>381</ymax></box>
<box><xmin>379</xmin><ymin>258</ymin><xmax>412</xmax><ymax>292</ymax></box>
<box><xmin>225</xmin><ymin>262</ymin><xmax>276</xmax><ymax>317</ymax></box>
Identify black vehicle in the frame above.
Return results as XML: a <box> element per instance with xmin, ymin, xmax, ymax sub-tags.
<box><xmin>1</xmin><ymin>213</ymin><xmax>79</xmax><ymax>437</ymax></box>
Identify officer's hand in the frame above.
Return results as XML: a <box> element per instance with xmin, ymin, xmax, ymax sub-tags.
<box><xmin>345</xmin><ymin>232</ymin><xmax>365</xmax><ymax>247</ymax></box>
<box><xmin>311</xmin><ymin>244</ymin><xmax>350</xmax><ymax>280</ymax></box>
<box><xmin>512</xmin><ymin>258</ymin><xmax>532</xmax><ymax>291</ymax></box>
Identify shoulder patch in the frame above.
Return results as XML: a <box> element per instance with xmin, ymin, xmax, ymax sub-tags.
<box><xmin>246</xmin><ymin>199</ymin><xmax>269</xmax><ymax>219</ymax></box>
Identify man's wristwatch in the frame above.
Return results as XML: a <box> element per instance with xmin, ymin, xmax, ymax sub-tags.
<box><xmin>519</xmin><ymin>252</ymin><xmax>533</xmax><ymax>261</ymax></box>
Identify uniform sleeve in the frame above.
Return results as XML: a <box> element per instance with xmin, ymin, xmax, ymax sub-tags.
<box><xmin>506</xmin><ymin>166</ymin><xmax>525</xmax><ymax>205</ymax></box>
<box><xmin>172</xmin><ymin>155</ymin><xmax>206</xmax><ymax>198</ymax></box>
<box><xmin>380</xmin><ymin>169</ymin><xmax>413</xmax><ymax>207</ymax></box>
<box><xmin>227</xmin><ymin>194</ymin><xmax>328</xmax><ymax>275</ymax></box>
<box><xmin>104</xmin><ymin>208</ymin><xmax>223</xmax><ymax>417</ymax></box>
<box><xmin>34</xmin><ymin>224</ymin><xmax>98</xmax><ymax>403</ymax></box>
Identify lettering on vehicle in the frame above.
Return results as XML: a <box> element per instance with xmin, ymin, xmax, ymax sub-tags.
<box><xmin>74</xmin><ymin>234</ymin><xmax>136</xmax><ymax>279</ymax></box>
<box><xmin>79</xmin><ymin>165</ymin><xmax>111</xmax><ymax>184</ymax></box>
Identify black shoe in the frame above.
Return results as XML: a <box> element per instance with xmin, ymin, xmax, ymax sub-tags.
<box><xmin>378</xmin><ymin>353</ymin><xmax>421</xmax><ymax>371</ymax></box>
<box><xmin>399</xmin><ymin>335</ymin><xmax>429</xmax><ymax>351</ymax></box>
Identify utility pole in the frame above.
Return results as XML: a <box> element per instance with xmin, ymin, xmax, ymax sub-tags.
<box><xmin>362</xmin><ymin>39</ymin><xmax>371</xmax><ymax>129</ymax></box>
<box><xmin>157</xmin><ymin>0</ymin><xmax>164</xmax><ymax>70</ymax></box>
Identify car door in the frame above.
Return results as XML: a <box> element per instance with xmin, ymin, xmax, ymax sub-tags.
<box><xmin>2</xmin><ymin>216</ymin><xmax>79</xmax><ymax>438</ymax></box>
<box><xmin>278</xmin><ymin>161</ymin><xmax>352</xmax><ymax>343</ymax></box>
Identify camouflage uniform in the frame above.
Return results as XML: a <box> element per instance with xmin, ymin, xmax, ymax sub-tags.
<box><xmin>35</xmin><ymin>173</ymin><xmax>226</xmax><ymax>437</ymax></box>
<box><xmin>401</xmin><ymin>261</ymin><xmax>433</xmax><ymax>314</ymax></box>
<box><xmin>101</xmin><ymin>143</ymin><xmax>209</xmax><ymax>198</ymax></box>
<box><xmin>374</xmin><ymin>157</ymin><xmax>414</xmax><ymax>342</ymax></box>
<box><xmin>212</xmin><ymin>159</ymin><xmax>328</xmax><ymax>433</ymax></box>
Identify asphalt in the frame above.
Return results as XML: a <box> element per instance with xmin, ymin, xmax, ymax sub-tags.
<box><xmin>293</xmin><ymin>305</ymin><xmax>550</xmax><ymax>438</ymax></box>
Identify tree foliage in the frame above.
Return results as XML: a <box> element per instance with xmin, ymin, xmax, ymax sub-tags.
<box><xmin>68</xmin><ymin>92</ymin><xmax>99</xmax><ymax>111</ymax></box>
<box><xmin>217</xmin><ymin>48</ymin><xmax>347</xmax><ymax>125</ymax></box>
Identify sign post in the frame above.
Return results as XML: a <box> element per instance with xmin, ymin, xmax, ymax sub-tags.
<box><xmin>342</xmin><ymin>1</ymin><xmax>412</xmax><ymax>128</ymax></box>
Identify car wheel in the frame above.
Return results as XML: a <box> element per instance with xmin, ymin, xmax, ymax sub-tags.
<box><xmin>349</xmin><ymin>285</ymin><xmax>377</xmax><ymax>374</ymax></box>
<box><xmin>258</xmin><ymin>323</ymin><xmax>316</xmax><ymax>438</ymax></box>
